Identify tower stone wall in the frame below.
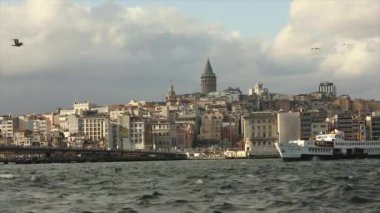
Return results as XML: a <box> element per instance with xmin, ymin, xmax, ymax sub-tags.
<box><xmin>201</xmin><ymin>59</ymin><xmax>217</xmax><ymax>94</ymax></box>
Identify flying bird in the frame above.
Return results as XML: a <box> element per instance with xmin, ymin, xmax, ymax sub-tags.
<box><xmin>311</xmin><ymin>47</ymin><xmax>320</xmax><ymax>51</ymax></box>
<box><xmin>11</xmin><ymin>39</ymin><xmax>23</xmax><ymax>47</ymax></box>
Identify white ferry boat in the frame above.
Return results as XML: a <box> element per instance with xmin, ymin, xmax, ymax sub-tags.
<box><xmin>274</xmin><ymin>130</ymin><xmax>380</xmax><ymax>161</ymax></box>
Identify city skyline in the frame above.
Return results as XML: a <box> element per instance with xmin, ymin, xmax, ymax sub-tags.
<box><xmin>1</xmin><ymin>0</ymin><xmax>379</xmax><ymax>115</ymax></box>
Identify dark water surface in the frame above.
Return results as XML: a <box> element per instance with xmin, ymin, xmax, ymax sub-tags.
<box><xmin>1</xmin><ymin>159</ymin><xmax>379</xmax><ymax>213</ymax></box>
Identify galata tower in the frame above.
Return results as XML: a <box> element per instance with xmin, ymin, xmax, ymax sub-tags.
<box><xmin>201</xmin><ymin>58</ymin><xmax>217</xmax><ymax>94</ymax></box>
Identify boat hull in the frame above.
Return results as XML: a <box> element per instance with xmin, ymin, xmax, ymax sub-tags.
<box><xmin>282</xmin><ymin>154</ymin><xmax>380</xmax><ymax>161</ymax></box>
<box><xmin>275</xmin><ymin>141</ymin><xmax>380</xmax><ymax>161</ymax></box>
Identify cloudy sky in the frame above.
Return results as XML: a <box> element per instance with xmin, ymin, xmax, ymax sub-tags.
<box><xmin>0</xmin><ymin>0</ymin><xmax>379</xmax><ymax>115</ymax></box>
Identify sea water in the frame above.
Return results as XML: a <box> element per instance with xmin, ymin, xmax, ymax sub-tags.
<box><xmin>0</xmin><ymin>159</ymin><xmax>379</xmax><ymax>213</ymax></box>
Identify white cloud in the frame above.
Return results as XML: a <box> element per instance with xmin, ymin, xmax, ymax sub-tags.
<box><xmin>271</xmin><ymin>0</ymin><xmax>380</xmax><ymax>77</ymax></box>
<box><xmin>0</xmin><ymin>0</ymin><xmax>379</xmax><ymax>114</ymax></box>
<box><xmin>320</xmin><ymin>38</ymin><xmax>380</xmax><ymax>76</ymax></box>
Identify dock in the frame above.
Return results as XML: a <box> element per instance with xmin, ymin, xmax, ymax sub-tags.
<box><xmin>0</xmin><ymin>145</ymin><xmax>187</xmax><ymax>164</ymax></box>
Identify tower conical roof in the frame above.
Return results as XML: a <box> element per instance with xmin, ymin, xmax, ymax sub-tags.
<box><xmin>202</xmin><ymin>58</ymin><xmax>215</xmax><ymax>77</ymax></box>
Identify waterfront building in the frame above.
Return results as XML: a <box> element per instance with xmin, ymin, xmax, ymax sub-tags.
<box><xmin>108</xmin><ymin>121</ymin><xmax>119</xmax><ymax>150</ymax></box>
<box><xmin>201</xmin><ymin>59</ymin><xmax>217</xmax><ymax>94</ymax></box>
<box><xmin>32</xmin><ymin>116</ymin><xmax>51</xmax><ymax>137</ymax></box>
<box><xmin>50</xmin><ymin>131</ymin><xmax>66</xmax><ymax>147</ymax></box>
<box><xmin>42</xmin><ymin>112</ymin><xmax>60</xmax><ymax>130</ymax></box>
<box><xmin>277</xmin><ymin>111</ymin><xmax>301</xmax><ymax>143</ymax></box>
<box><xmin>175</xmin><ymin>111</ymin><xmax>199</xmax><ymax>146</ymax></box>
<box><xmin>15</xmin><ymin>115</ymin><xmax>51</xmax><ymax>140</ymax></box>
<box><xmin>318</xmin><ymin>81</ymin><xmax>336</xmax><ymax>98</ymax></box>
<box><xmin>151</xmin><ymin>119</ymin><xmax>176</xmax><ymax>150</ymax></box>
<box><xmin>330</xmin><ymin>112</ymin><xmax>355</xmax><ymax>140</ymax></box>
<box><xmin>58</xmin><ymin>113</ymin><xmax>70</xmax><ymax>130</ymax></box>
<box><xmin>116</xmin><ymin>110</ymin><xmax>155</xmax><ymax>151</ymax></box>
<box><xmin>13</xmin><ymin>130</ymin><xmax>32</xmax><ymax>146</ymax></box>
<box><xmin>68</xmin><ymin>115</ymin><xmax>83</xmax><ymax>134</ymax></box>
<box><xmin>311</xmin><ymin>120</ymin><xmax>328</xmax><ymax>138</ymax></box>
<box><xmin>116</xmin><ymin>114</ymin><xmax>130</xmax><ymax>150</ymax></box>
<box><xmin>242</xmin><ymin>111</ymin><xmax>278</xmax><ymax>157</ymax></box>
<box><xmin>17</xmin><ymin>115</ymin><xmax>33</xmax><ymax>131</ymax></box>
<box><xmin>199</xmin><ymin>111</ymin><xmax>223</xmax><ymax>144</ymax></box>
<box><xmin>0</xmin><ymin>115</ymin><xmax>18</xmax><ymax>142</ymax></box>
<box><xmin>82</xmin><ymin>115</ymin><xmax>111</xmax><ymax>148</ymax></box>
<box><xmin>300</xmin><ymin>110</ymin><xmax>312</xmax><ymax>140</ymax></box>
<box><xmin>366</xmin><ymin>112</ymin><xmax>380</xmax><ymax>140</ymax></box>
<box><xmin>221</xmin><ymin>118</ymin><xmax>239</xmax><ymax>149</ymax></box>
<box><xmin>351</xmin><ymin>113</ymin><xmax>366</xmax><ymax>141</ymax></box>
<box><xmin>176</xmin><ymin>123</ymin><xmax>194</xmax><ymax>149</ymax></box>
<box><xmin>67</xmin><ymin>133</ymin><xmax>87</xmax><ymax>148</ymax></box>
<box><xmin>129</xmin><ymin>116</ymin><xmax>152</xmax><ymax>150</ymax></box>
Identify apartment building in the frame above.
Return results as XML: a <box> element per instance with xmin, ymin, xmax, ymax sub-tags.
<box><xmin>199</xmin><ymin>111</ymin><xmax>223</xmax><ymax>144</ymax></box>
<box><xmin>366</xmin><ymin>112</ymin><xmax>380</xmax><ymax>140</ymax></box>
<box><xmin>0</xmin><ymin>116</ymin><xmax>18</xmax><ymax>141</ymax></box>
<box><xmin>242</xmin><ymin>111</ymin><xmax>278</xmax><ymax>157</ymax></box>
<box><xmin>151</xmin><ymin>120</ymin><xmax>176</xmax><ymax>150</ymax></box>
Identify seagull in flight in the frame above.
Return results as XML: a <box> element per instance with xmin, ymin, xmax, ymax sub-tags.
<box><xmin>11</xmin><ymin>39</ymin><xmax>23</xmax><ymax>47</ymax></box>
<box><xmin>311</xmin><ymin>47</ymin><xmax>320</xmax><ymax>51</ymax></box>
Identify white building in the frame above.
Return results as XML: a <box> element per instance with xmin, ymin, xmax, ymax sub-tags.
<box><xmin>73</xmin><ymin>101</ymin><xmax>95</xmax><ymax>115</ymax></box>
<box><xmin>248</xmin><ymin>82</ymin><xmax>268</xmax><ymax>96</ymax></box>
<box><xmin>82</xmin><ymin>115</ymin><xmax>110</xmax><ymax>146</ymax></box>
<box><xmin>311</xmin><ymin>121</ymin><xmax>327</xmax><ymax>139</ymax></box>
<box><xmin>277</xmin><ymin>111</ymin><xmax>301</xmax><ymax>143</ymax></box>
<box><xmin>58</xmin><ymin>114</ymin><xmax>69</xmax><ymax>130</ymax></box>
<box><xmin>33</xmin><ymin>118</ymin><xmax>51</xmax><ymax>137</ymax></box>
<box><xmin>0</xmin><ymin>116</ymin><xmax>18</xmax><ymax>139</ymax></box>
<box><xmin>129</xmin><ymin>117</ymin><xmax>151</xmax><ymax>150</ymax></box>
<box><xmin>242</xmin><ymin>111</ymin><xmax>278</xmax><ymax>157</ymax></box>
<box><xmin>68</xmin><ymin>115</ymin><xmax>82</xmax><ymax>134</ymax></box>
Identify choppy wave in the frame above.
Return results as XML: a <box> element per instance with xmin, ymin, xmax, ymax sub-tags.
<box><xmin>0</xmin><ymin>159</ymin><xmax>379</xmax><ymax>212</ymax></box>
<box><xmin>0</xmin><ymin>174</ymin><xmax>15</xmax><ymax>179</ymax></box>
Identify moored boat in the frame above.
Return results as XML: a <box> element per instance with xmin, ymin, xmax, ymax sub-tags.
<box><xmin>274</xmin><ymin>130</ymin><xmax>380</xmax><ymax>161</ymax></box>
